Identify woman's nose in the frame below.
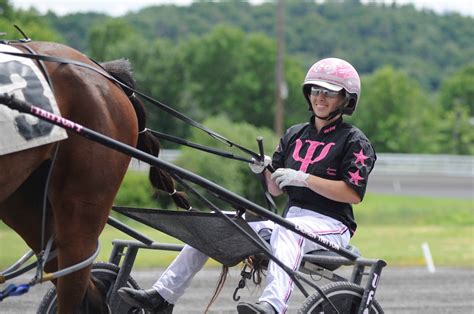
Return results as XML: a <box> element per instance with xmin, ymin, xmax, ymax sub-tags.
<box><xmin>315</xmin><ymin>92</ymin><xmax>326</xmax><ymax>100</ymax></box>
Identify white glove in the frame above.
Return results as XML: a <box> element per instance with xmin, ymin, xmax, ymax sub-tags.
<box><xmin>249</xmin><ymin>155</ymin><xmax>272</xmax><ymax>174</ymax></box>
<box><xmin>271</xmin><ymin>168</ymin><xmax>309</xmax><ymax>189</ymax></box>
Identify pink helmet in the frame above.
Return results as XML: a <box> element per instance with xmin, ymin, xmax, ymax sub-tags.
<box><xmin>302</xmin><ymin>58</ymin><xmax>361</xmax><ymax>115</ymax></box>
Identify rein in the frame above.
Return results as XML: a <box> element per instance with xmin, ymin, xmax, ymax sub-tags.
<box><xmin>0</xmin><ymin>45</ymin><xmax>278</xmax><ymax>212</ymax></box>
<box><xmin>148</xmin><ymin>129</ymin><xmax>253</xmax><ymax>163</ymax></box>
<box><xmin>0</xmin><ymin>49</ymin><xmax>262</xmax><ymax>161</ymax></box>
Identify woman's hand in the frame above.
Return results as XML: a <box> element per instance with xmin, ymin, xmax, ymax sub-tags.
<box><xmin>271</xmin><ymin>168</ymin><xmax>309</xmax><ymax>189</ymax></box>
<box><xmin>249</xmin><ymin>155</ymin><xmax>272</xmax><ymax>174</ymax></box>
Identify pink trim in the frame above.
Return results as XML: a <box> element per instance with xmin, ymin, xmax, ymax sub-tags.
<box><xmin>282</xmin><ymin>235</ymin><xmax>305</xmax><ymax>310</ymax></box>
<box><xmin>316</xmin><ymin>226</ymin><xmax>349</xmax><ymax>235</ymax></box>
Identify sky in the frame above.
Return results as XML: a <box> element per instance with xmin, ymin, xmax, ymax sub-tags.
<box><xmin>9</xmin><ymin>0</ymin><xmax>474</xmax><ymax>18</ymax></box>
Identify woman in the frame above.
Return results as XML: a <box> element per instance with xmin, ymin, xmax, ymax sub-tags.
<box><xmin>118</xmin><ymin>57</ymin><xmax>376</xmax><ymax>314</ymax></box>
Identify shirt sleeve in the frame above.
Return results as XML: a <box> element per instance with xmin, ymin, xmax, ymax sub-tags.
<box><xmin>340</xmin><ymin>135</ymin><xmax>376</xmax><ymax>201</ymax></box>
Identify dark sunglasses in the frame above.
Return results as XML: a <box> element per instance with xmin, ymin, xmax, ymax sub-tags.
<box><xmin>310</xmin><ymin>86</ymin><xmax>341</xmax><ymax>98</ymax></box>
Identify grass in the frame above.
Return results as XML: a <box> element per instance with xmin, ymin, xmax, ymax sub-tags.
<box><xmin>354</xmin><ymin>193</ymin><xmax>474</xmax><ymax>226</ymax></box>
<box><xmin>0</xmin><ymin>222</ymin><xmax>219</xmax><ymax>270</ymax></box>
<box><xmin>1</xmin><ymin>193</ymin><xmax>473</xmax><ymax>269</ymax></box>
<box><xmin>351</xmin><ymin>225</ymin><xmax>474</xmax><ymax>267</ymax></box>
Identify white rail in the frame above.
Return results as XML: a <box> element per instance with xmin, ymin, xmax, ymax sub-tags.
<box><xmin>372</xmin><ymin>153</ymin><xmax>473</xmax><ymax>177</ymax></box>
<box><xmin>129</xmin><ymin>150</ymin><xmax>474</xmax><ymax>178</ymax></box>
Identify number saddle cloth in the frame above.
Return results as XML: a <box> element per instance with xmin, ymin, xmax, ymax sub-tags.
<box><xmin>0</xmin><ymin>44</ymin><xmax>67</xmax><ymax>156</ymax></box>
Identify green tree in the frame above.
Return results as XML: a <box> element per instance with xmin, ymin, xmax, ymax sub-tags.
<box><xmin>0</xmin><ymin>0</ymin><xmax>14</xmax><ymax>20</ymax></box>
<box><xmin>109</xmin><ymin>25</ymin><xmax>306</xmax><ymax>137</ymax></box>
<box><xmin>438</xmin><ymin>63</ymin><xmax>474</xmax><ymax>116</ymax></box>
<box><xmin>171</xmin><ymin>25</ymin><xmax>305</xmax><ymax>131</ymax></box>
<box><xmin>99</xmin><ymin>35</ymin><xmax>195</xmax><ymax>140</ymax></box>
<box><xmin>44</xmin><ymin>12</ymin><xmax>107</xmax><ymax>51</ymax></box>
<box><xmin>88</xmin><ymin>18</ymin><xmax>137</xmax><ymax>61</ymax></box>
<box><xmin>176</xmin><ymin>25</ymin><xmax>277</xmax><ymax>127</ymax></box>
<box><xmin>349</xmin><ymin>66</ymin><xmax>442</xmax><ymax>153</ymax></box>
<box><xmin>437</xmin><ymin>64</ymin><xmax>474</xmax><ymax>155</ymax></box>
<box><xmin>41</xmin><ymin>1</ymin><xmax>474</xmax><ymax>91</ymax></box>
<box><xmin>0</xmin><ymin>5</ymin><xmax>62</xmax><ymax>42</ymax></box>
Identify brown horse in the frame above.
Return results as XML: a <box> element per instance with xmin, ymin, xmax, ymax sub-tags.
<box><xmin>0</xmin><ymin>41</ymin><xmax>186</xmax><ymax>313</ymax></box>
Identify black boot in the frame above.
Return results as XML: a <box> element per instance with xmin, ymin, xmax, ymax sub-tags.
<box><xmin>237</xmin><ymin>301</ymin><xmax>277</xmax><ymax>314</ymax></box>
<box><xmin>118</xmin><ymin>287</ymin><xmax>174</xmax><ymax>313</ymax></box>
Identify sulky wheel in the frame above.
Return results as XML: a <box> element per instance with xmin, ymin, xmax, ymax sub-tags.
<box><xmin>37</xmin><ymin>262</ymin><xmax>144</xmax><ymax>314</ymax></box>
<box><xmin>298</xmin><ymin>281</ymin><xmax>383</xmax><ymax>314</ymax></box>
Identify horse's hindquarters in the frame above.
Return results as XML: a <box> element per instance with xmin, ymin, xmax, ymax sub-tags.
<box><xmin>2</xmin><ymin>40</ymin><xmax>139</xmax><ymax>313</ymax></box>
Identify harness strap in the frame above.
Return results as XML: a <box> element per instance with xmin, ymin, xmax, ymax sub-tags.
<box><xmin>31</xmin><ymin>242</ymin><xmax>100</xmax><ymax>285</ymax></box>
<box><xmin>0</xmin><ymin>49</ymin><xmax>260</xmax><ymax>160</ymax></box>
<box><xmin>14</xmin><ymin>43</ymin><xmax>53</xmax><ymax>88</ymax></box>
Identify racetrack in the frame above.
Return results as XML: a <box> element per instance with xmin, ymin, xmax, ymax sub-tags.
<box><xmin>2</xmin><ymin>266</ymin><xmax>473</xmax><ymax>313</ymax></box>
<box><xmin>2</xmin><ymin>167</ymin><xmax>473</xmax><ymax>313</ymax></box>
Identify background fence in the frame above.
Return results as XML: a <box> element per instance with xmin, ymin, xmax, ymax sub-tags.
<box><xmin>372</xmin><ymin>153</ymin><xmax>473</xmax><ymax>177</ymax></box>
<box><xmin>129</xmin><ymin>150</ymin><xmax>473</xmax><ymax>198</ymax></box>
<box><xmin>130</xmin><ymin>150</ymin><xmax>473</xmax><ymax>177</ymax></box>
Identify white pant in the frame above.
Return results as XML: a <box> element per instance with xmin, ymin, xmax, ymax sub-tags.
<box><xmin>153</xmin><ymin>207</ymin><xmax>350</xmax><ymax>313</ymax></box>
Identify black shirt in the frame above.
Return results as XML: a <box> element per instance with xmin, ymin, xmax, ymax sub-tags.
<box><xmin>272</xmin><ymin>116</ymin><xmax>376</xmax><ymax>235</ymax></box>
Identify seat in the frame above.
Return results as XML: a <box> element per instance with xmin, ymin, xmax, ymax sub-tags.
<box><xmin>301</xmin><ymin>245</ymin><xmax>361</xmax><ymax>272</ymax></box>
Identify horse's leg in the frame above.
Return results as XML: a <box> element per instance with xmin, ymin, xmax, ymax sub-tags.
<box><xmin>48</xmin><ymin>94</ymin><xmax>137</xmax><ymax>314</ymax></box>
<box><xmin>50</xmin><ymin>142</ymin><xmax>132</xmax><ymax>313</ymax></box>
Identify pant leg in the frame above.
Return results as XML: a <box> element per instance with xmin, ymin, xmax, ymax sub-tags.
<box><xmin>259</xmin><ymin>209</ymin><xmax>350</xmax><ymax>313</ymax></box>
<box><xmin>153</xmin><ymin>244</ymin><xmax>209</xmax><ymax>304</ymax></box>
<box><xmin>152</xmin><ymin>221</ymin><xmax>274</xmax><ymax>304</ymax></box>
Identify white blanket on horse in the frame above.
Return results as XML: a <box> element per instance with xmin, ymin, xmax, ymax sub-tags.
<box><xmin>0</xmin><ymin>44</ymin><xmax>67</xmax><ymax>156</ymax></box>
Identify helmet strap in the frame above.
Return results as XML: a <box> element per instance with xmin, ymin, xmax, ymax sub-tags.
<box><xmin>314</xmin><ymin>108</ymin><xmax>341</xmax><ymax>121</ymax></box>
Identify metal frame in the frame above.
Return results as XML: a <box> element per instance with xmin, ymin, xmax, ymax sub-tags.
<box><xmin>103</xmin><ymin>219</ymin><xmax>384</xmax><ymax>313</ymax></box>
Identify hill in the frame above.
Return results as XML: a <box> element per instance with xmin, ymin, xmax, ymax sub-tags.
<box><xmin>44</xmin><ymin>0</ymin><xmax>474</xmax><ymax>90</ymax></box>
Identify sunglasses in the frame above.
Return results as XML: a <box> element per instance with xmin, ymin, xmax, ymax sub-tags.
<box><xmin>310</xmin><ymin>86</ymin><xmax>341</xmax><ymax>98</ymax></box>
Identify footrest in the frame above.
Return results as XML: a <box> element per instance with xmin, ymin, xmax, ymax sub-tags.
<box><xmin>112</xmin><ymin>206</ymin><xmax>266</xmax><ymax>267</ymax></box>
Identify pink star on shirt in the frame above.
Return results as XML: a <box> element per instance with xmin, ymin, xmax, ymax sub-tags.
<box><xmin>353</xmin><ymin>149</ymin><xmax>369</xmax><ymax>166</ymax></box>
<box><xmin>348</xmin><ymin>170</ymin><xmax>364</xmax><ymax>186</ymax></box>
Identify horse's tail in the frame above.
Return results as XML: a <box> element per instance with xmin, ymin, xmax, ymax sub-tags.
<box><xmin>204</xmin><ymin>265</ymin><xmax>229</xmax><ymax>313</ymax></box>
<box><xmin>137</xmin><ymin>130</ymin><xmax>190</xmax><ymax>209</ymax></box>
<box><xmin>101</xmin><ymin>59</ymin><xmax>190</xmax><ymax>210</ymax></box>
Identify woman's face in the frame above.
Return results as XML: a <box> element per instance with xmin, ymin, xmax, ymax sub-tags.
<box><xmin>309</xmin><ymin>86</ymin><xmax>345</xmax><ymax>119</ymax></box>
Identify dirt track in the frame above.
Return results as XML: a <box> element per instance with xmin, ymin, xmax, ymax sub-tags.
<box><xmin>2</xmin><ymin>266</ymin><xmax>473</xmax><ymax>313</ymax></box>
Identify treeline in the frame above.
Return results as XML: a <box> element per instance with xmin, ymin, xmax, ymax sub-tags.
<box><xmin>45</xmin><ymin>0</ymin><xmax>474</xmax><ymax>90</ymax></box>
<box><xmin>0</xmin><ymin>0</ymin><xmax>472</xmax><ymax>155</ymax></box>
